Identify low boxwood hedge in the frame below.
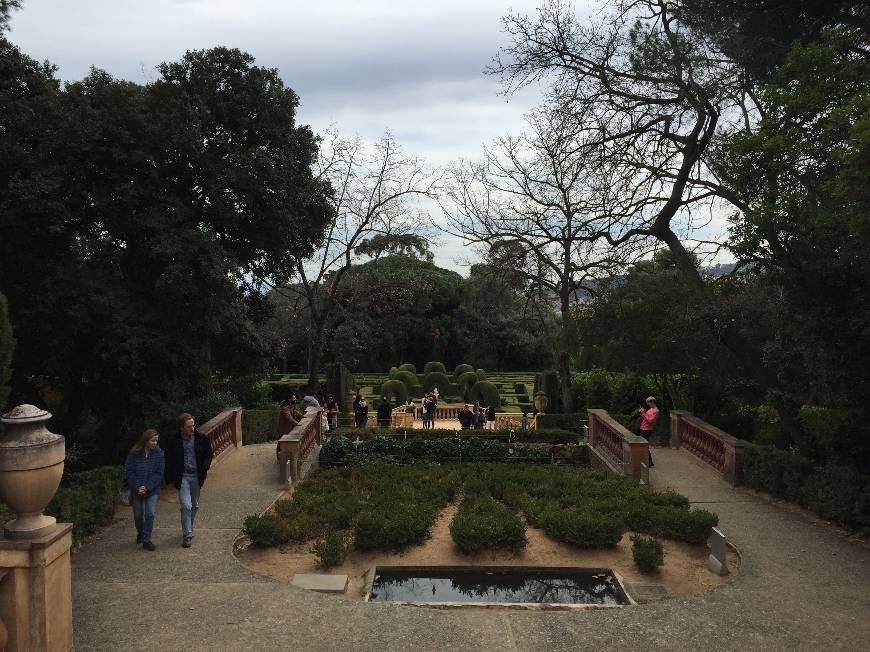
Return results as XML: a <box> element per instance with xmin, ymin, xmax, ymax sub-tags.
<box><xmin>631</xmin><ymin>534</ymin><xmax>664</xmax><ymax>573</ymax></box>
<box><xmin>47</xmin><ymin>465</ymin><xmax>122</xmax><ymax>546</ymax></box>
<box><xmin>450</xmin><ymin>496</ymin><xmax>527</xmax><ymax>554</ymax></box>
<box><xmin>329</xmin><ymin>427</ymin><xmax>579</xmax><ymax>444</ymax></box>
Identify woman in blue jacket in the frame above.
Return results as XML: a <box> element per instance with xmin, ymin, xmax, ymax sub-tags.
<box><xmin>124</xmin><ymin>429</ymin><xmax>165</xmax><ymax>551</ymax></box>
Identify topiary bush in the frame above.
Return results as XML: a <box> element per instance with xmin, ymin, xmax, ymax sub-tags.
<box><xmin>398</xmin><ymin>363</ymin><xmax>417</xmax><ymax>375</ymax></box>
<box><xmin>380</xmin><ymin>379</ymin><xmax>408</xmax><ymax>405</ymax></box>
<box><xmin>457</xmin><ymin>371</ymin><xmax>479</xmax><ymax>397</ymax></box>
<box><xmin>475</xmin><ymin>368</ymin><xmax>487</xmax><ymax>381</ymax></box>
<box><xmin>388</xmin><ymin>366</ymin><xmax>399</xmax><ymax>379</ymax></box>
<box><xmin>243</xmin><ymin>514</ymin><xmax>290</xmax><ymax>547</ymax></box>
<box><xmin>648</xmin><ymin>507</ymin><xmax>718</xmax><ymax>544</ymax></box>
<box><xmin>423</xmin><ymin>371</ymin><xmax>451</xmax><ymax>394</ymax></box>
<box><xmin>742</xmin><ymin>444</ymin><xmax>812</xmax><ymax>503</ymax></box>
<box><xmin>311</xmin><ymin>530</ymin><xmax>352</xmax><ymax>568</ymax></box>
<box><xmin>424</xmin><ymin>361</ymin><xmax>447</xmax><ymax>375</ymax></box>
<box><xmin>450</xmin><ymin>496</ymin><xmax>527</xmax><ymax>554</ymax></box>
<box><xmin>453</xmin><ymin>363</ymin><xmax>474</xmax><ymax>380</ymax></box>
<box><xmin>354</xmin><ymin>500</ymin><xmax>436</xmax><ymax>550</ymax></box>
<box><xmin>393</xmin><ymin>370</ymin><xmax>419</xmax><ymax>389</ymax></box>
<box><xmin>535</xmin><ymin>413</ymin><xmax>585</xmax><ymax>432</ymax></box>
<box><xmin>469</xmin><ymin>380</ymin><xmax>500</xmax><ymax>408</ymax></box>
<box><xmin>631</xmin><ymin>534</ymin><xmax>665</xmax><ymax>573</ymax></box>
<box><xmin>537</xmin><ymin>508</ymin><xmax>623</xmax><ymax>548</ymax></box>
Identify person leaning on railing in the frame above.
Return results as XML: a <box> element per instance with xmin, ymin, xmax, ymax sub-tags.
<box><xmin>632</xmin><ymin>396</ymin><xmax>659</xmax><ymax>468</ymax></box>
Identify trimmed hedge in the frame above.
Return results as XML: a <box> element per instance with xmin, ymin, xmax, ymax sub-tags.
<box><xmin>325</xmin><ymin>363</ymin><xmax>354</xmax><ymax>411</ymax></box>
<box><xmin>47</xmin><ymin>466</ymin><xmax>122</xmax><ymax>546</ymax></box>
<box><xmin>743</xmin><ymin>444</ymin><xmax>870</xmax><ymax>532</ymax></box>
<box><xmin>242</xmin><ymin>409</ymin><xmax>279</xmax><ymax>444</ymax></box>
<box><xmin>535</xmin><ymin>413</ymin><xmax>586</xmax><ymax>432</ymax></box>
<box><xmin>312</xmin><ymin>530</ymin><xmax>352</xmax><ymax>568</ymax></box>
<box><xmin>450</xmin><ymin>496</ymin><xmax>527</xmax><ymax>554</ymax></box>
<box><xmin>328</xmin><ymin>427</ymin><xmax>580</xmax><ymax>444</ymax></box>
<box><xmin>393</xmin><ymin>370</ymin><xmax>419</xmax><ymax>389</ymax></box>
<box><xmin>469</xmin><ymin>380</ymin><xmax>500</xmax><ymax>408</ymax></box>
<box><xmin>453</xmin><ymin>363</ymin><xmax>474</xmax><ymax>380</ymax></box>
<box><xmin>457</xmin><ymin>371</ymin><xmax>478</xmax><ymax>396</ymax></box>
<box><xmin>398</xmin><ymin>363</ymin><xmax>417</xmax><ymax>375</ymax></box>
<box><xmin>631</xmin><ymin>534</ymin><xmax>664</xmax><ymax>573</ymax></box>
<box><xmin>380</xmin><ymin>379</ymin><xmax>408</xmax><ymax>405</ymax></box>
<box><xmin>424</xmin><ymin>361</ymin><xmax>447</xmax><ymax>375</ymax></box>
<box><xmin>423</xmin><ymin>371</ymin><xmax>451</xmax><ymax>394</ymax></box>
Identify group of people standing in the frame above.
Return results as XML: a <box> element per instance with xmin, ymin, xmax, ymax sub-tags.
<box><xmin>123</xmin><ymin>412</ymin><xmax>214</xmax><ymax>551</ymax></box>
<box><xmin>458</xmin><ymin>403</ymin><xmax>497</xmax><ymax>430</ymax></box>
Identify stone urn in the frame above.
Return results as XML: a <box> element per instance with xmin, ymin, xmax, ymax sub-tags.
<box><xmin>0</xmin><ymin>405</ymin><xmax>65</xmax><ymax>539</ymax></box>
<box><xmin>534</xmin><ymin>391</ymin><xmax>549</xmax><ymax>415</ymax></box>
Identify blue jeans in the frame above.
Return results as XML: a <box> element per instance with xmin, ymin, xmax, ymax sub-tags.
<box><xmin>179</xmin><ymin>473</ymin><xmax>201</xmax><ymax>539</ymax></box>
<box><xmin>131</xmin><ymin>491</ymin><xmax>159</xmax><ymax>543</ymax></box>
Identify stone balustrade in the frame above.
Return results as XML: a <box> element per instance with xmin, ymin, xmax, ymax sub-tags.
<box><xmin>670</xmin><ymin>411</ymin><xmax>746</xmax><ymax>485</ymax></box>
<box><xmin>277</xmin><ymin>409</ymin><xmax>323</xmax><ymax>484</ymax></box>
<box><xmin>198</xmin><ymin>407</ymin><xmax>242</xmax><ymax>458</ymax></box>
<box><xmin>587</xmin><ymin>409</ymin><xmax>649</xmax><ymax>481</ymax></box>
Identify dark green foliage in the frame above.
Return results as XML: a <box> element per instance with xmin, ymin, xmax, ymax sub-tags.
<box><xmin>311</xmin><ymin>530</ymin><xmax>352</xmax><ymax>568</ymax></box>
<box><xmin>646</xmin><ymin>507</ymin><xmax>718</xmax><ymax>544</ymax></box>
<box><xmin>423</xmin><ymin>371</ymin><xmax>451</xmax><ymax>394</ymax></box>
<box><xmin>243</xmin><ymin>514</ymin><xmax>289</xmax><ymax>547</ymax></box>
<box><xmin>453</xmin><ymin>363</ymin><xmax>474</xmax><ymax>380</ymax></box>
<box><xmin>534</xmin><ymin>371</ymin><xmax>560</xmax><ymax>411</ymax></box>
<box><xmin>398</xmin><ymin>363</ymin><xmax>417</xmax><ymax>375</ymax></box>
<box><xmin>327</xmin><ymin>427</ymin><xmax>579</xmax><ymax>444</ymax></box>
<box><xmin>631</xmin><ymin>534</ymin><xmax>664</xmax><ymax>573</ymax></box>
<box><xmin>804</xmin><ymin>466</ymin><xmax>870</xmax><ymax>531</ymax></box>
<box><xmin>388</xmin><ymin>366</ymin><xmax>399</xmax><ymax>379</ymax></box>
<box><xmin>392</xmin><ymin>370</ymin><xmax>418</xmax><ymax>389</ymax></box>
<box><xmin>0</xmin><ymin>291</ymin><xmax>13</xmax><ymax>411</ymax></box>
<box><xmin>424</xmin><ymin>361</ymin><xmax>447</xmax><ymax>375</ymax></box>
<box><xmin>469</xmin><ymin>380</ymin><xmax>500</xmax><ymax>408</ymax></box>
<box><xmin>457</xmin><ymin>370</ymin><xmax>479</xmax><ymax>394</ymax></box>
<box><xmin>325</xmin><ymin>363</ymin><xmax>354</xmax><ymax>412</ymax></box>
<box><xmin>354</xmin><ymin>500</ymin><xmax>437</xmax><ymax>551</ymax></box>
<box><xmin>450</xmin><ymin>496</ymin><xmax>527</xmax><ymax>554</ymax></box>
<box><xmin>380</xmin><ymin>379</ymin><xmax>408</xmax><ymax>405</ymax></box>
<box><xmin>535</xmin><ymin>413</ymin><xmax>586</xmax><ymax>432</ymax></box>
<box><xmin>475</xmin><ymin>368</ymin><xmax>487</xmax><ymax>381</ymax></box>
<box><xmin>537</xmin><ymin>508</ymin><xmax>623</xmax><ymax>548</ymax></box>
<box><xmin>242</xmin><ymin>409</ymin><xmax>279</xmax><ymax>444</ymax></box>
<box><xmin>743</xmin><ymin>444</ymin><xmax>812</xmax><ymax>503</ymax></box>
<box><xmin>46</xmin><ymin>466</ymin><xmax>121</xmax><ymax>546</ymax></box>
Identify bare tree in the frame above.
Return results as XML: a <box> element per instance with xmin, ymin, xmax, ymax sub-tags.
<box><xmin>280</xmin><ymin>130</ymin><xmax>438</xmax><ymax>390</ymax></box>
<box><xmin>488</xmin><ymin>0</ymin><xmax>787</xmax><ymax>410</ymax></box>
<box><xmin>444</xmin><ymin>106</ymin><xmax>640</xmax><ymax>410</ymax></box>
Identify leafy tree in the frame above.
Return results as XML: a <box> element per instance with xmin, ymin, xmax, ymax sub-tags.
<box><xmin>0</xmin><ymin>40</ymin><xmax>332</xmax><ymax>460</ymax></box>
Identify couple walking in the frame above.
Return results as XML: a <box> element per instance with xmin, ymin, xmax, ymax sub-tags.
<box><xmin>123</xmin><ymin>412</ymin><xmax>213</xmax><ymax>550</ymax></box>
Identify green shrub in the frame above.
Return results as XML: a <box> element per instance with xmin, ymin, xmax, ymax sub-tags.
<box><xmin>457</xmin><ymin>371</ymin><xmax>478</xmax><ymax>397</ymax></box>
<box><xmin>311</xmin><ymin>530</ymin><xmax>352</xmax><ymax>568</ymax></box>
<box><xmin>424</xmin><ymin>361</ymin><xmax>447</xmax><ymax>375</ymax></box>
<box><xmin>453</xmin><ymin>363</ymin><xmax>474</xmax><ymax>380</ymax></box>
<box><xmin>475</xmin><ymin>368</ymin><xmax>487</xmax><ymax>381</ymax></box>
<box><xmin>631</xmin><ymin>534</ymin><xmax>664</xmax><ymax>573</ymax></box>
<box><xmin>535</xmin><ymin>413</ymin><xmax>585</xmax><ymax>432</ymax></box>
<box><xmin>804</xmin><ymin>465</ymin><xmax>870</xmax><ymax>530</ymax></box>
<box><xmin>354</xmin><ymin>501</ymin><xmax>436</xmax><ymax>550</ymax></box>
<box><xmin>450</xmin><ymin>497</ymin><xmax>527</xmax><ymax>554</ymax></box>
<box><xmin>47</xmin><ymin>466</ymin><xmax>121</xmax><ymax>545</ymax></box>
<box><xmin>393</xmin><ymin>370</ymin><xmax>419</xmax><ymax>389</ymax></box>
<box><xmin>539</xmin><ymin>508</ymin><xmax>623</xmax><ymax>548</ymax></box>
<box><xmin>423</xmin><ymin>371</ymin><xmax>451</xmax><ymax>394</ymax></box>
<box><xmin>242</xmin><ymin>409</ymin><xmax>279</xmax><ymax>444</ymax></box>
<box><xmin>388</xmin><ymin>366</ymin><xmax>399</xmax><ymax>379</ymax></box>
<box><xmin>649</xmin><ymin>507</ymin><xmax>717</xmax><ymax>544</ymax></box>
<box><xmin>743</xmin><ymin>444</ymin><xmax>812</xmax><ymax>503</ymax></box>
<box><xmin>398</xmin><ymin>363</ymin><xmax>417</xmax><ymax>375</ymax></box>
<box><xmin>469</xmin><ymin>380</ymin><xmax>500</xmax><ymax>408</ymax></box>
<box><xmin>243</xmin><ymin>514</ymin><xmax>290</xmax><ymax>547</ymax></box>
<box><xmin>380</xmin><ymin>379</ymin><xmax>408</xmax><ymax>405</ymax></box>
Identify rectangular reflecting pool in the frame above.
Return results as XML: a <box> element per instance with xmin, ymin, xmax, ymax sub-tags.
<box><xmin>367</xmin><ymin>566</ymin><xmax>629</xmax><ymax>605</ymax></box>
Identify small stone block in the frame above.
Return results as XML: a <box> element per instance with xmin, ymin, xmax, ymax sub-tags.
<box><xmin>707</xmin><ymin>554</ymin><xmax>728</xmax><ymax>576</ymax></box>
<box><xmin>640</xmin><ymin>463</ymin><xmax>649</xmax><ymax>485</ymax></box>
<box><xmin>625</xmin><ymin>582</ymin><xmax>669</xmax><ymax>603</ymax></box>
<box><xmin>291</xmin><ymin>573</ymin><xmax>348</xmax><ymax>593</ymax></box>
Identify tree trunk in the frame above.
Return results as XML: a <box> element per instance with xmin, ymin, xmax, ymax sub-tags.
<box><xmin>306</xmin><ymin>323</ymin><xmax>324</xmax><ymax>393</ymax></box>
<box><xmin>557</xmin><ymin>291</ymin><xmax>574</xmax><ymax>413</ymax></box>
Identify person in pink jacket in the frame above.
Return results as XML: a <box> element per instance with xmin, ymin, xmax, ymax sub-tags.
<box><xmin>635</xmin><ymin>396</ymin><xmax>659</xmax><ymax>467</ymax></box>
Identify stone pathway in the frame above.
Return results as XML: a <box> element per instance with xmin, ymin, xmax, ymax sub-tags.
<box><xmin>72</xmin><ymin>443</ymin><xmax>870</xmax><ymax>651</ymax></box>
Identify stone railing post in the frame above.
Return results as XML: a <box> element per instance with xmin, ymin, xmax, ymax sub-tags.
<box><xmin>0</xmin><ymin>405</ymin><xmax>74</xmax><ymax>652</ymax></box>
<box><xmin>723</xmin><ymin>439</ymin><xmax>746</xmax><ymax>485</ymax></box>
<box><xmin>623</xmin><ymin>438</ymin><xmax>649</xmax><ymax>481</ymax></box>
<box><xmin>670</xmin><ymin>410</ymin><xmax>690</xmax><ymax>448</ymax></box>
<box><xmin>233</xmin><ymin>408</ymin><xmax>243</xmax><ymax>447</ymax></box>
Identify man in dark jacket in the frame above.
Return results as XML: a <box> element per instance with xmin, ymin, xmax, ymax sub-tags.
<box><xmin>458</xmin><ymin>404</ymin><xmax>473</xmax><ymax>430</ymax></box>
<box><xmin>165</xmin><ymin>412</ymin><xmax>213</xmax><ymax>548</ymax></box>
<box><xmin>377</xmin><ymin>397</ymin><xmax>392</xmax><ymax>427</ymax></box>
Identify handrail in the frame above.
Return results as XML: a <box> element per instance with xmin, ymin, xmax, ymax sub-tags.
<box><xmin>586</xmin><ymin>409</ymin><xmax>648</xmax><ymax>481</ymax></box>
<box><xmin>277</xmin><ymin>408</ymin><xmax>323</xmax><ymax>484</ymax></box>
<box><xmin>670</xmin><ymin>411</ymin><xmax>746</xmax><ymax>485</ymax></box>
<box><xmin>199</xmin><ymin>407</ymin><xmax>242</xmax><ymax>457</ymax></box>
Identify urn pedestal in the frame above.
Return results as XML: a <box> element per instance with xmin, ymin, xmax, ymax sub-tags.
<box><xmin>0</xmin><ymin>405</ymin><xmax>73</xmax><ymax>651</ymax></box>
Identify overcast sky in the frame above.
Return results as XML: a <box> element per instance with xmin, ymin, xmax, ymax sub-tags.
<box><xmin>8</xmin><ymin>0</ymin><xmax>572</xmax><ymax>272</ymax></box>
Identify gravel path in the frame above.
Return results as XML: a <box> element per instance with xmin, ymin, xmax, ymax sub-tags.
<box><xmin>72</xmin><ymin>444</ymin><xmax>870</xmax><ymax>651</ymax></box>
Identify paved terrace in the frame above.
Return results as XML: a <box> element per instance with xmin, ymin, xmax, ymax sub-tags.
<box><xmin>73</xmin><ymin>443</ymin><xmax>870</xmax><ymax>651</ymax></box>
